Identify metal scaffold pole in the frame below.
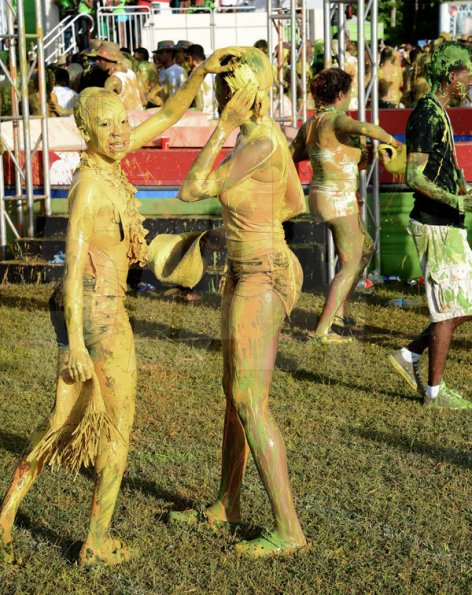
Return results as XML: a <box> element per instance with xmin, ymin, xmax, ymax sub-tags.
<box><xmin>358</xmin><ymin>0</ymin><xmax>380</xmax><ymax>273</ymax></box>
<box><xmin>267</xmin><ymin>0</ymin><xmax>308</xmax><ymax>128</ymax></box>
<box><xmin>0</xmin><ymin>0</ymin><xmax>51</xmax><ymax>260</ymax></box>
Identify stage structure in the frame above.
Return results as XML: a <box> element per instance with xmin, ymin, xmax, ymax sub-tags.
<box><xmin>267</xmin><ymin>0</ymin><xmax>308</xmax><ymax>127</ymax></box>
<box><xmin>323</xmin><ymin>0</ymin><xmax>380</xmax><ymax>277</ymax></box>
<box><xmin>0</xmin><ymin>0</ymin><xmax>51</xmax><ymax>259</ymax></box>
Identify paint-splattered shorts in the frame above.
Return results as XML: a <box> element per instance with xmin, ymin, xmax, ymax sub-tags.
<box><xmin>226</xmin><ymin>249</ymin><xmax>303</xmax><ymax>317</ymax></box>
<box><xmin>309</xmin><ymin>187</ymin><xmax>359</xmax><ymax>223</ymax></box>
<box><xmin>49</xmin><ymin>275</ymin><xmax>128</xmax><ymax>351</ymax></box>
<box><xmin>409</xmin><ymin>220</ymin><xmax>472</xmax><ymax>322</ymax></box>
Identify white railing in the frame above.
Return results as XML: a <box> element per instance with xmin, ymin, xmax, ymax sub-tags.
<box><xmin>97</xmin><ymin>6</ymin><xmax>152</xmax><ymax>51</ymax></box>
<box><xmin>42</xmin><ymin>14</ymin><xmax>95</xmax><ymax>64</ymax></box>
<box><xmin>137</xmin><ymin>6</ymin><xmax>272</xmax><ymax>56</ymax></box>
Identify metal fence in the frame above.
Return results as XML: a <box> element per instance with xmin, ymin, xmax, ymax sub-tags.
<box><xmin>97</xmin><ymin>6</ymin><xmax>151</xmax><ymax>52</ymax></box>
<box><xmin>97</xmin><ymin>5</ymin><xmax>271</xmax><ymax>55</ymax></box>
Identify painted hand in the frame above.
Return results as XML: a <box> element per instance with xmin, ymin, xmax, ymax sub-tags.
<box><xmin>201</xmin><ymin>47</ymin><xmax>242</xmax><ymax>74</ymax></box>
<box><xmin>220</xmin><ymin>85</ymin><xmax>257</xmax><ymax>130</ymax></box>
<box><xmin>463</xmin><ymin>194</ymin><xmax>472</xmax><ymax>213</ymax></box>
<box><xmin>67</xmin><ymin>347</ymin><xmax>94</xmax><ymax>383</ymax></box>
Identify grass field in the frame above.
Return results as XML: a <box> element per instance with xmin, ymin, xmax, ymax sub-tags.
<box><xmin>0</xmin><ymin>282</ymin><xmax>471</xmax><ymax>594</ymax></box>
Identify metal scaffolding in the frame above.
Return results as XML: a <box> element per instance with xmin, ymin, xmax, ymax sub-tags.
<box><xmin>267</xmin><ymin>0</ymin><xmax>308</xmax><ymax>128</ymax></box>
<box><xmin>323</xmin><ymin>0</ymin><xmax>380</xmax><ymax>276</ymax></box>
<box><xmin>0</xmin><ymin>0</ymin><xmax>51</xmax><ymax>260</ymax></box>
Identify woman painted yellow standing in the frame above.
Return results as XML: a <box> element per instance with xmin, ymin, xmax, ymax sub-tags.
<box><xmin>0</xmin><ymin>47</ymin><xmax>240</xmax><ymax>567</ymax></box>
<box><xmin>171</xmin><ymin>48</ymin><xmax>307</xmax><ymax>557</ymax></box>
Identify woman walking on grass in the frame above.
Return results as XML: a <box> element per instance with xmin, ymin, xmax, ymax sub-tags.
<box><xmin>290</xmin><ymin>68</ymin><xmax>402</xmax><ymax>343</ymax></box>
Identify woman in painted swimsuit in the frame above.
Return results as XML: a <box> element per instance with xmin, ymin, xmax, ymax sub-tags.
<box><xmin>291</xmin><ymin>68</ymin><xmax>402</xmax><ymax>343</ymax></box>
<box><xmin>0</xmin><ymin>47</ymin><xmax>239</xmax><ymax>567</ymax></box>
<box><xmin>171</xmin><ymin>48</ymin><xmax>307</xmax><ymax>557</ymax></box>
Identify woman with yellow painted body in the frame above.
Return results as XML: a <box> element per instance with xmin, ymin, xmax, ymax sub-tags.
<box><xmin>291</xmin><ymin>68</ymin><xmax>402</xmax><ymax>342</ymax></box>
<box><xmin>172</xmin><ymin>48</ymin><xmax>307</xmax><ymax>557</ymax></box>
<box><xmin>0</xmin><ymin>47</ymin><xmax>240</xmax><ymax>567</ymax></box>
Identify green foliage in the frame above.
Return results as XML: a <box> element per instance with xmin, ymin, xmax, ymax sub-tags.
<box><xmin>0</xmin><ymin>284</ymin><xmax>471</xmax><ymax>593</ymax></box>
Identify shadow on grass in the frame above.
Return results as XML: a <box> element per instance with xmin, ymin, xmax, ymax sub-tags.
<box><xmin>0</xmin><ymin>431</ymin><xmax>29</xmax><ymax>456</ymax></box>
<box><xmin>130</xmin><ymin>317</ymin><xmax>221</xmax><ymax>352</ymax></box>
<box><xmin>16</xmin><ymin>512</ymin><xmax>82</xmax><ymax>563</ymax></box>
<box><xmin>121</xmin><ymin>476</ymin><xmax>195</xmax><ymax>511</ymax></box>
<box><xmin>351</xmin><ymin>427</ymin><xmax>472</xmax><ymax>469</ymax></box>
<box><xmin>0</xmin><ymin>294</ymin><xmax>49</xmax><ymax>312</ymax></box>
<box><xmin>290</xmin><ymin>306</ymin><xmax>420</xmax><ymax>347</ymax></box>
<box><xmin>276</xmin><ymin>354</ymin><xmax>420</xmax><ymax>403</ymax></box>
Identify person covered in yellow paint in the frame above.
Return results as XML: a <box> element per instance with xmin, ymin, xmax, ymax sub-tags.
<box><xmin>169</xmin><ymin>47</ymin><xmax>308</xmax><ymax>558</ymax></box>
<box><xmin>290</xmin><ymin>68</ymin><xmax>402</xmax><ymax>343</ymax></box>
<box><xmin>0</xmin><ymin>47</ymin><xmax>241</xmax><ymax>568</ymax></box>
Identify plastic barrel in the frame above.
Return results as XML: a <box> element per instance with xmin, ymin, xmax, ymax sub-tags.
<box><xmin>379</xmin><ymin>191</ymin><xmax>422</xmax><ymax>280</ymax></box>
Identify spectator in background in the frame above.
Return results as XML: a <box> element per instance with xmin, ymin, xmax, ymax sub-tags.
<box><xmin>155</xmin><ymin>40</ymin><xmax>187</xmax><ymax>101</ymax></box>
<box><xmin>254</xmin><ymin>39</ymin><xmax>269</xmax><ymax>56</ymax></box>
<box><xmin>311</xmin><ymin>40</ymin><xmax>325</xmax><ymax>76</ymax></box>
<box><xmin>344</xmin><ymin>38</ymin><xmax>359</xmax><ymax>110</ymax></box>
<box><xmin>378</xmin><ymin>46</ymin><xmax>404</xmax><ymax>108</ymax></box>
<box><xmin>133</xmin><ymin>47</ymin><xmax>159</xmax><ymax>107</ymax></box>
<box><xmin>187</xmin><ymin>44</ymin><xmax>216</xmax><ymax>115</ymax></box>
<box><xmin>119</xmin><ymin>47</ymin><xmax>137</xmax><ymax>71</ymax></box>
<box><xmin>112</xmin><ymin>0</ymin><xmax>129</xmax><ymax>48</ymax></box>
<box><xmin>79</xmin><ymin>52</ymin><xmax>109</xmax><ymax>91</ymax></box>
<box><xmin>175</xmin><ymin>40</ymin><xmax>192</xmax><ymax>74</ymax></box>
<box><xmin>53</xmin><ymin>0</ymin><xmax>77</xmax><ymax>52</ymax></box>
<box><xmin>411</xmin><ymin>48</ymin><xmax>431</xmax><ymax>105</ymax></box>
<box><xmin>89</xmin><ymin>41</ymin><xmax>145</xmax><ymax>110</ymax></box>
<box><xmin>77</xmin><ymin>0</ymin><xmax>93</xmax><ymax>52</ymax></box>
<box><xmin>67</xmin><ymin>53</ymin><xmax>84</xmax><ymax>92</ymax></box>
<box><xmin>50</xmin><ymin>67</ymin><xmax>79</xmax><ymax>114</ymax></box>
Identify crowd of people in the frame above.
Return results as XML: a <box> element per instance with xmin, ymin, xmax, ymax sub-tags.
<box><xmin>1</xmin><ymin>25</ymin><xmax>471</xmax><ymax>118</ymax></box>
<box><xmin>0</xmin><ymin>31</ymin><xmax>471</xmax><ymax>569</ymax></box>
<box><xmin>0</xmin><ymin>37</ymin><xmax>218</xmax><ymax>117</ymax></box>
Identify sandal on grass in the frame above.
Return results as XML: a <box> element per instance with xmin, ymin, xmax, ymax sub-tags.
<box><xmin>167</xmin><ymin>508</ymin><xmax>238</xmax><ymax>529</ymax></box>
<box><xmin>307</xmin><ymin>329</ymin><xmax>353</xmax><ymax>344</ymax></box>
<box><xmin>235</xmin><ymin>530</ymin><xmax>308</xmax><ymax>558</ymax></box>
<box><xmin>78</xmin><ymin>537</ymin><xmax>133</xmax><ymax>569</ymax></box>
<box><xmin>333</xmin><ymin>314</ymin><xmax>357</xmax><ymax>328</ymax></box>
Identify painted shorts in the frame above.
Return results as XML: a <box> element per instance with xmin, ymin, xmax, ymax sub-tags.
<box><xmin>309</xmin><ymin>187</ymin><xmax>359</xmax><ymax>223</ymax></box>
<box><xmin>409</xmin><ymin>220</ymin><xmax>472</xmax><ymax>322</ymax></box>
<box><xmin>49</xmin><ymin>275</ymin><xmax>127</xmax><ymax>351</ymax></box>
<box><xmin>226</xmin><ymin>249</ymin><xmax>303</xmax><ymax>317</ymax></box>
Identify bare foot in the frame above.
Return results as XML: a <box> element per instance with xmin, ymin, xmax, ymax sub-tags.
<box><xmin>78</xmin><ymin>537</ymin><xmax>132</xmax><ymax>568</ymax></box>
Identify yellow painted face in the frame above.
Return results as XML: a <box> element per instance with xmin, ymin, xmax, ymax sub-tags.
<box><xmin>85</xmin><ymin>95</ymin><xmax>131</xmax><ymax>161</ymax></box>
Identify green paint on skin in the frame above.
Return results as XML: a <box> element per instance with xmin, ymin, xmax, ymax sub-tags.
<box><xmin>428</xmin><ymin>42</ymin><xmax>472</xmax><ymax>89</ymax></box>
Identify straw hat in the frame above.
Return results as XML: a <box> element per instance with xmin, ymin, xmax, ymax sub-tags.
<box><xmin>87</xmin><ymin>41</ymin><xmax>123</xmax><ymax>63</ymax></box>
<box><xmin>147</xmin><ymin>231</ymin><xmax>207</xmax><ymax>288</ymax></box>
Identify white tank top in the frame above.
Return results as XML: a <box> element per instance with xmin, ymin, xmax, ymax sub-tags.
<box><xmin>113</xmin><ymin>69</ymin><xmax>144</xmax><ymax>111</ymax></box>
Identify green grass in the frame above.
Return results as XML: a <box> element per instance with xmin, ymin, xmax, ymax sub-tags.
<box><xmin>0</xmin><ymin>283</ymin><xmax>471</xmax><ymax>594</ymax></box>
